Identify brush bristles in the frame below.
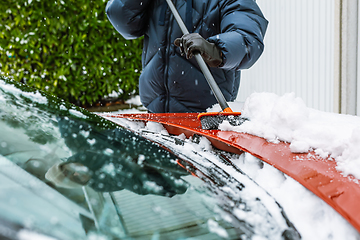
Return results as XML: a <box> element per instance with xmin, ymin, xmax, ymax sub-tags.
<box><xmin>200</xmin><ymin>115</ymin><xmax>248</xmax><ymax>130</ymax></box>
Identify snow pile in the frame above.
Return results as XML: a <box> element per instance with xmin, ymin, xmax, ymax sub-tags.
<box><xmin>235</xmin><ymin>153</ymin><xmax>360</xmax><ymax>240</ymax></box>
<box><xmin>216</xmin><ymin>92</ymin><xmax>360</xmax><ymax>179</ymax></box>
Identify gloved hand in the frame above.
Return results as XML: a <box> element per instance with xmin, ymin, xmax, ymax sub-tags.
<box><xmin>174</xmin><ymin>33</ymin><xmax>223</xmax><ymax>68</ymax></box>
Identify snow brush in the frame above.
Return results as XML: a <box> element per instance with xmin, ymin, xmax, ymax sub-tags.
<box><xmin>166</xmin><ymin>0</ymin><xmax>247</xmax><ymax>130</ymax></box>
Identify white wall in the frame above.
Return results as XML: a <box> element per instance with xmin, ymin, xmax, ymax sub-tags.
<box><xmin>358</xmin><ymin>0</ymin><xmax>360</xmax><ymax>115</ymax></box>
<box><xmin>339</xmin><ymin>0</ymin><xmax>358</xmax><ymax>115</ymax></box>
<box><xmin>238</xmin><ymin>0</ymin><xmax>335</xmax><ymax>113</ymax></box>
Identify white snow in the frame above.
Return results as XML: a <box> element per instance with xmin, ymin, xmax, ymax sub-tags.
<box><xmin>216</xmin><ymin>92</ymin><xmax>360</xmax><ymax>180</ymax></box>
<box><xmin>0</xmin><ymin>82</ymin><xmax>48</xmax><ymax>104</ymax></box>
<box><xmin>207</xmin><ymin>218</ymin><xmax>229</xmax><ymax>238</ymax></box>
<box><xmin>235</xmin><ymin>152</ymin><xmax>360</xmax><ymax>240</ymax></box>
<box><xmin>68</xmin><ymin>109</ymin><xmax>87</xmax><ymax>119</ymax></box>
<box><xmin>100</xmin><ymin>162</ymin><xmax>116</xmax><ymax>177</ymax></box>
<box><xmin>17</xmin><ymin>229</ymin><xmax>57</xmax><ymax>240</ymax></box>
<box><xmin>145</xmin><ymin>121</ymin><xmax>169</xmax><ymax>135</ymax></box>
<box><xmin>125</xmin><ymin>95</ymin><xmax>142</xmax><ymax>105</ymax></box>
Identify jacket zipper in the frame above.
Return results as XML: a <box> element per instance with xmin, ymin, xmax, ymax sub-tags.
<box><xmin>164</xmin><ymin>4</ymin><xmax>174</xmax><ymax>113</ymax></box>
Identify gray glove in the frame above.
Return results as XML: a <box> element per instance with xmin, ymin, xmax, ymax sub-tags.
<box><xmin>174</xmin><ymin>33</ymin><xmax>223</xmax><ymax>68</ymax></box>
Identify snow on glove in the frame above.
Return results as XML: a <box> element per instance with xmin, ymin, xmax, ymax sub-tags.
<box><xmin>174</xmin><ymin>33</ymin><xmax>223</xmax><ymax>68</ymax></box>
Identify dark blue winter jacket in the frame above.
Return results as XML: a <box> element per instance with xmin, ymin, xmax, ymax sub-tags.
<box><xmin>106</xmin><ymin>0</ymin><xmax>268</xmax><ymax>113</ymax></box>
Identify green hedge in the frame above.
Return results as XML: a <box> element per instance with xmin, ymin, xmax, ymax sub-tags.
<box><xmin>0</xmin><ymin>0</ymin><xmax>143</xmax><ymax>106</ymax></box>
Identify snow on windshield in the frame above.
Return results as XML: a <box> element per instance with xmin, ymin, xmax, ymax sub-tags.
<box><xmin>0</xmin><ymin>80</ymin><xmax>48</xmax><ymax>105</ymax></box>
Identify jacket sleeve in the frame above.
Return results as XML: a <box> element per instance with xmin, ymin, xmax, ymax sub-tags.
<box><xmin>105</xmin><ymin>0</ymin><xmax>152</xmax><ymax>39</ymax></box>
<box><xmin>207</xmin><ymin>0</ymin><xmax>268</xmax><ymax>70</ymax></box>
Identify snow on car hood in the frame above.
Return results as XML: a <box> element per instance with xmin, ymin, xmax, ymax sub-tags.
<box><xmin>213</xmin><ymin>92</ymin><xmax>360</xmax><ymax>180</ymax></box>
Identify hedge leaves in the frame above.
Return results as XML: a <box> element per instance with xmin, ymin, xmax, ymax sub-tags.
<box><xmin>0</xmin><ymin>0</ymin><xmax>143</xmax><ymax>106</ymax></box>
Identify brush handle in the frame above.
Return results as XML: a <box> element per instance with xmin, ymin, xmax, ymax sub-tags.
<box><xmin>165</xmin><ymin>0</ymin><xmax>230</xmax><ymax>111</ymax></box>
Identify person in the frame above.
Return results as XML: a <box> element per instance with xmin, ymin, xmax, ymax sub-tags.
<box><xmin>106</xmin><ymin>0</ymin><xmax>268</xmax><ymax>113</ymax></box>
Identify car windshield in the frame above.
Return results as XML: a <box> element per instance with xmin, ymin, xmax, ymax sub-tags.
<box><xmin>0</xmin><ymin>77</ymin><xmax>245</xmax><ymax>240</ymax></box>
